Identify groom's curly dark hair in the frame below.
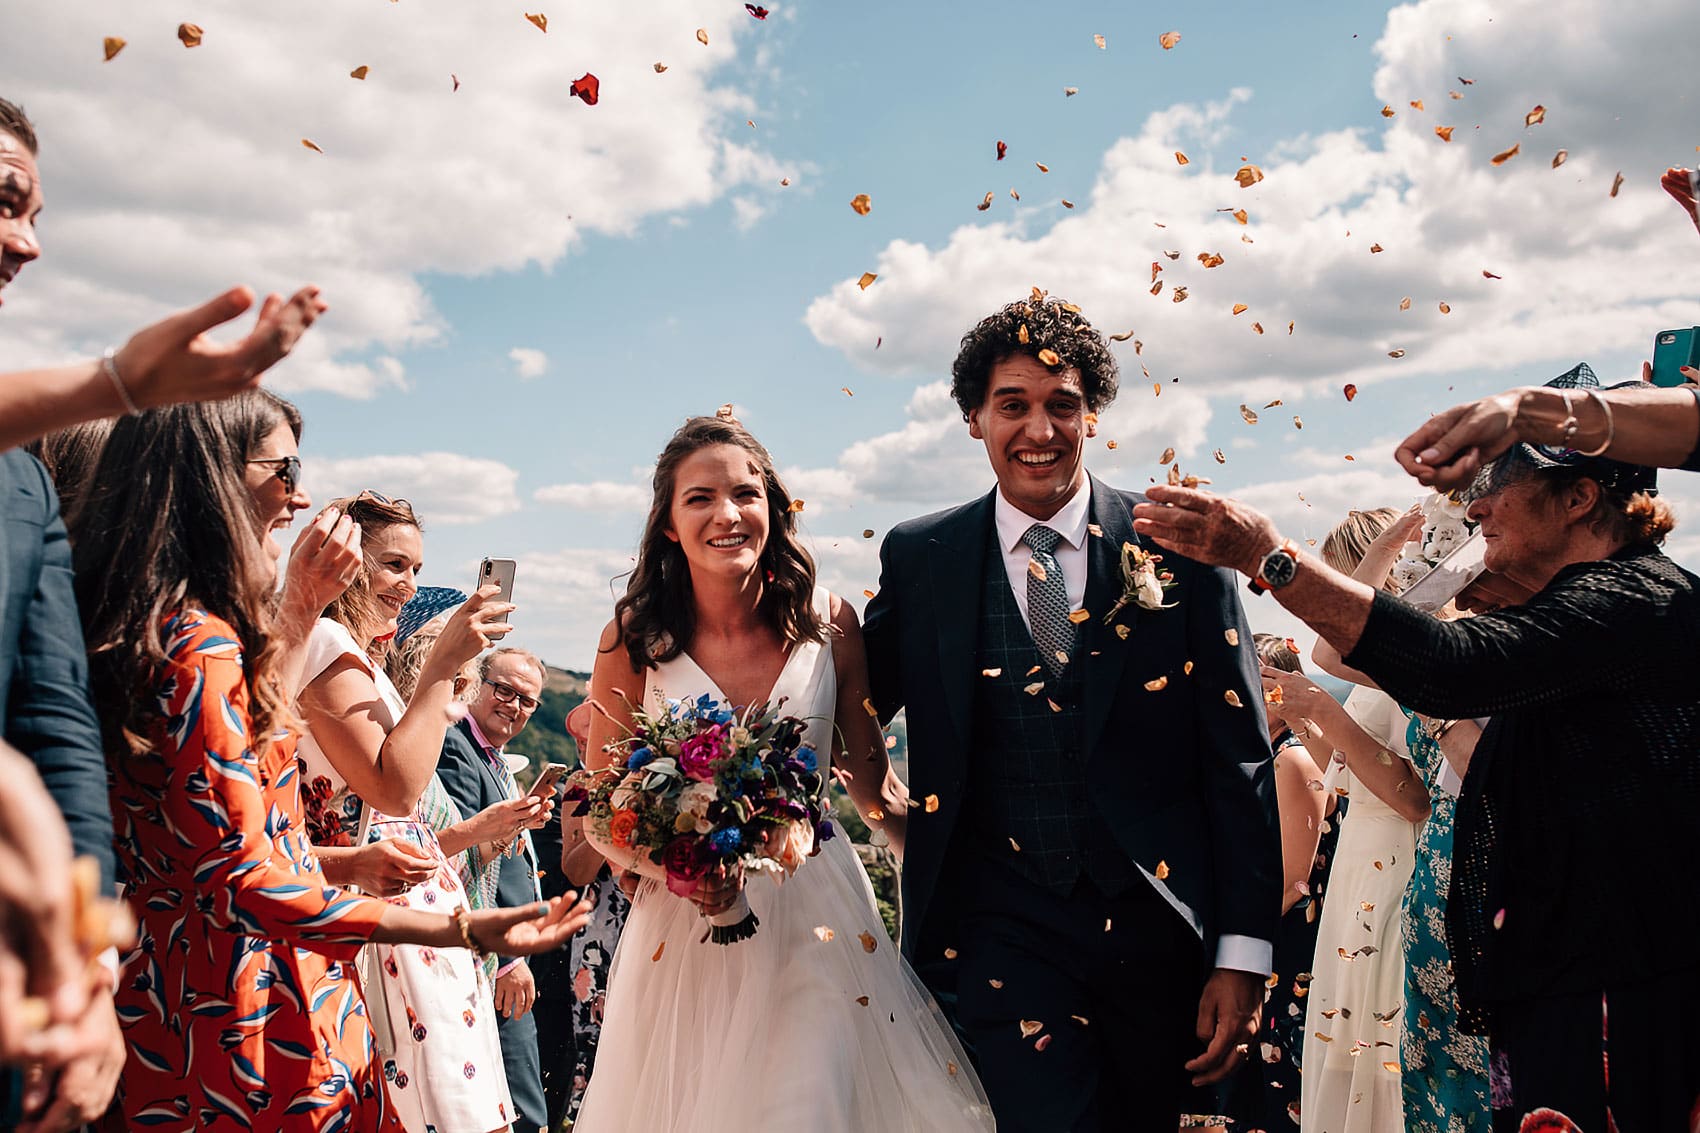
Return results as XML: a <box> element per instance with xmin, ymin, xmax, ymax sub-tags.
<box><xmin>949</xmin><ymin>294</ymin><xmax>1119</xmax><ymax>420</ymax></box>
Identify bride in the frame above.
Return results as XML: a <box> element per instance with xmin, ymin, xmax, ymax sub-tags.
<box><xmin>572</xmin><ymin>415</ymin><xmax>993</xmax><ymax>1132</ymax></box>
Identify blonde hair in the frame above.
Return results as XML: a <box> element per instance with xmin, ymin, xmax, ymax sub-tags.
<box><xmin>1321</xmin><ymin>507</ymin><xmax>1402</xmax><ymax>575</ymax></box>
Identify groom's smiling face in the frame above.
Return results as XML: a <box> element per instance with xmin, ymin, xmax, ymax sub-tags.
<box><xmin>969</xmin><ymin>354</ymin><xmax>1096</xmax><ymax>521</ymax></box>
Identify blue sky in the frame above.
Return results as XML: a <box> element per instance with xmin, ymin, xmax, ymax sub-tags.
<box><xmin>3</xmin><ymin>0</ymin><xmax>1697</xmax><ymax>666</ymax></box>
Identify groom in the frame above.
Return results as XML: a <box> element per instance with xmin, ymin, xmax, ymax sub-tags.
<box><xmin>863</xmin><ymin>295</ymin><xmax>1282</xmax><ymax>1129</ymax></box>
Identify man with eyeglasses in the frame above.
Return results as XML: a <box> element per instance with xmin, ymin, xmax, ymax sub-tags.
<box><xmin>434</xmin><ymin>646</ymin><xmax>556</xmax><ymax>1133</ymax></box>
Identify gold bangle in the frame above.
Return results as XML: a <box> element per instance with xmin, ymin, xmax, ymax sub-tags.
<box><xmin>1576</xmin><ymin>389</ymin><xmax>1615</xmax><ymax>458</ymax></box>
<box><xmin>452</xmin><ymin>907</ymin><xmax>485</xmax><ymax>957</ymax></box>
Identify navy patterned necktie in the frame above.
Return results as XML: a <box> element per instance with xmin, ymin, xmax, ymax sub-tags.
<box><xmin>1022</xmin><ymin>523</ymin><xmax>1075</xmax><ymax>676</ymax></box>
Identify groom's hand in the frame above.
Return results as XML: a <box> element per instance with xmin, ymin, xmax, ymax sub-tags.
<box><xmin>1186</xmin><ymin>968</ymin><xmax>1261</xmax><ymax>1086</ymax></box>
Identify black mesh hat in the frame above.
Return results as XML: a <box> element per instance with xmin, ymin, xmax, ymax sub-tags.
<box><xmin>1464</xmin><ymin>363</ymin><xmax>1659</xmax><ymax>501</ymax></box>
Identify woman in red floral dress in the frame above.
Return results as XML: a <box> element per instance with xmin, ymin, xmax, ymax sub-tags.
<box><xmin>71</xmin><ymin>393</ymin><xmax>590</xmax><ymax>1132</ymax></box>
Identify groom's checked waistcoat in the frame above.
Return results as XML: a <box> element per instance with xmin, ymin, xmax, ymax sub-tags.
<box><xmin>964</xmin><ymin>525</ymin><xmax>1137</xmax><ymax>897</ymax></box>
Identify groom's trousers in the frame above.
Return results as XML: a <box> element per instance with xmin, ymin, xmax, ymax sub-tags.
<box><xmin>949</xmin><ymin>855</ymin><xmax>1205</xmax><ymax>1132</ymax></box>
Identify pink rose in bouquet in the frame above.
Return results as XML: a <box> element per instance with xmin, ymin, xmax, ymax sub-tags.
<box><xmin>677</xmin><ymin>724</ymin><xmax>725</xmax><ymax>782</ymax></box>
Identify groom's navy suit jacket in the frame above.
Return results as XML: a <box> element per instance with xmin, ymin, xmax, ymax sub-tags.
<box><xmin>863</xmin><ymin>476</ymin><xmax>1280</xmax><ymax>972</ymax></box>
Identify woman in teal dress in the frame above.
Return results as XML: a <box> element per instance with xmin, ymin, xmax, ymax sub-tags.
<box><xmin>1401</xmin><ymin>712</ymin><xmax>1491</xmax><ymax>1130</ymax></box>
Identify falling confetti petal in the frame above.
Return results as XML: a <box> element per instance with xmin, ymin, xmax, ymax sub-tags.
<box><xmin>1064</xmin><ymin>87</ymin><xmax>1078</xmax><ymax>97</ymax></box>
<box><xmin>1435</xmin><ymin>125</ymin><xmax>1455</xmax><ymax>142</ymax></box>
<box><xmin>653</xmin><ymin>62</ymin><xmax>669</xmax><ymax>73</ymax></box>
<box><xmin>1094</xmin><ymin>33</ymin><xmax>1106</xmax><ymax>48</ymax></box>
<box><xmin>789</xmin><ymin>499</ymin><xmax>805</xmax><ymax>512</ymax></box>
<box><xmin>1552</xmin><ymin>149</ymin><xmax>1568</xmax><ymax>168</ymax></box>
<box><xmin>301</xmin><ymin>138</ymin><xmax>324</xmax><ymax>154</ymax></box>
<box><xmin>1198</xmin><ymin>252</ymin><xmax>1224</xmax><ymax>268</ymax></box>
<box><xmin>860</xmin><ymin>931</ymin><xmax>879</xmax><ymax>954</ymax></box>
<box><xmin>857</xmin><ymin>272</ymin><xmax>877</xmax><ymax>290</ymax></box>
<box><xmin>1035</xmin><ymin>1034</ymin><xmax>1054</xmax><ymax>1052</ymax></box>
<box><xmin>1232</xmin><ymin>304</ymin><xmax>1248</xmax><ymax>315</ymax></box>
<box><xmin>1251</xmin><ymin>322</ymin><xmax>1264</xmax><ymax>334</ymax></box>
<box><xmin>1035</xmin><ymin>162</ymin><xmax>1050</xmax><ymax>173</ymax></box>
<box><xmin>569</xmin><ymin>73</ymin><xmax>600</xmax><ymax>105</ymax></box>
<box><xmin>977</xmin><ymin>191</ymin><xmax>994</xmax><ymax>211</ymax></box>
<box><xmin>651</xmin><ymin>942</ymin><xmax>665</xmax><ymax>961</ymax></box>
<box><xmin>1037</xmin><ymin>348</ymin><xmax>1062</xmax><ymax>367</ymax></box>
<box><xmin>1158</xmin><ymin>447</ymin><xmax>1175</xmax><ymax>463</ymax></box>
<box><xmin>1232</xmin><ymin>208</ymin><xmax>1248</xmax><ymax>224</ymax></box>
<box><xmin>1380</xmin><ymin>105</ymin><xmax>1396</xmax><ymax>118</ymax></box>
<box><xmin>1370</xmin><ymin>243</ymin><xmax>1384</xmax><ymax>253</ymax></box>
<box><xmin>1213</xmin><ymin>448</ymin><xmax>1226</xmax><ymax>464</ymax></box>
<box><xmin>1156</xmin><ymin>860</ymin><xmax>1172</xmax><ymax>879</ymax></box>
<box><xmin>1110</xmin><ymin>329</ymin><xmax>1136</xmax><ymax>342</ymax></box>
<box><xmin>1239</xmin><ymin>404</ymin><xmax>1260</xmax><ymax>424</ymax></box>
<box><xmin>813</xmin><ymin>925</ymin><xmax>836</xmax><ymax>942</ymax></box>
<box><xmin>177</xmin><ymin>23</ymin><xmax>203</xmax><ymax>48</ymax></box>
<box><xmin>1610</xmin><ymin>171</ymin><xmax>1625</xmax><ymax>197</ymax></box>
<box><xmin>850</xmin><ymin>193</ymin><xmax>871</xmax><ymax>215</ymax></box>
<box><xmin>1224</xmin><ymin>689</ymin><xmax>1243</xmax><ymax>707</ymax></box>
<box><xmin>1061</xmin><ymin>199</ymin><xmax>1075</xmax><ymax>208</ymax></box>
<box><xmin>350</xmin><ymin>65</ymin><xmax>370</xmax><ymax>80</ymax></box>
<box><xmin>1235</xmin><ymin>164</ymin><xmax>1265</xmax><ymax>188</ymax></box>
<box><xmin>1019</xmin><ymin>1020</ymin><xmax>1043</xmax><ymax>1038</ymax></box>
<box><xmin>452</xmin><ymin>74</ymin><xmax>462</xmax><ymax>91</ymax></box>
<box><xmin>1388</xmin><ymin>349</ymin><xmax>1406</xmax><ymax>358</ymax></box>
<box><xmin>923</xmin><ymin>794</ymin><xmax>939</xmax><ymax>813</ymax></box>
<box><xmin>1483</xmin><ymin>269</ymin><xmax>1502</xmax><ymax>279</ymax></box>
<box><xmin>1410</xmin><ymin>99</ymin><xmax>1425</xmax><ymax>110</ymax></box>
<box><xmin>1399</xmin><ymin>297</ymin><xmax>1411</xmax><ymax>310</ymax></box>
<box><xmin>525</xmin><ymin>12</ymin><xmax>548</xmax><ymax>32</ymax></box>
<box><xmin>1491</xmin><ymin>143</ymin><xmax>1521</xmax><ymax>166</ymax></box>
<box><xmin>1524</xmin><ymin>105</ymin><xmax>1546</xmax><ymax>127</ymax></box>
<box><xmin>997</xmin><ymin>139</ymin><xmax>1007</xmax><ymax>161</ymax></box>
<box><xmin>1343</xmin><ymin>384</ymin><xmax>1358</xmax><ymax>401</ymax></box>
<box><xmin>696</xmin><ymin>28</ymin><xmax>710</xmax><ymax>45</ymax></box>
<box><xmin>1439</xmin><ymin>301</ymin><xmax>1451</xmax><ymax>313</ymax></box>
<box><xmin>1224</xmin><ymin>628</ymin><xmax>1239</xmax><ymax>645</ymax></box>
<box><xmin>745</xmin><ymin>4</ymin><xmax>770</xmax><ymax>17</ymax></box>
<box><xmin>1145</xmin><ymin>676</ymin><xmax>1169</xmax><ymax>692</ymax></box>
<box><xmin>1159</xmin><ymin>30</ymin><xmax>1182</xmax><ymax>49</ymax></box>
<box><xmin>103</xmin><ymin>36</ymin><xmax>126</xmax><ymax>60</ymax></box>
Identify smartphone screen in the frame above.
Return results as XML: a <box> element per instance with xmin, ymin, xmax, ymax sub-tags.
<box><xmin>479</xmin><ymin>558</ymin><xmax>516</xmax><ymax>639</ymax></box>
<box><xmin>1650</xmin><ymin>327</ymin><xmax>1700</xmax><ymax>387</ymax></box>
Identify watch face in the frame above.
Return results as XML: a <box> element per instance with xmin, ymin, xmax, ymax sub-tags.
<box><xmin>1261</xmin><ymin>548</ymin><xmax>1299</xmax><ymax>589</ymax></box>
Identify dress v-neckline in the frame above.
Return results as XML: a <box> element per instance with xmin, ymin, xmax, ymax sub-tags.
<box><xmin>676</xmin><ymin>638</ymin><xmax>805</xmax><ymax>716</ymax></box>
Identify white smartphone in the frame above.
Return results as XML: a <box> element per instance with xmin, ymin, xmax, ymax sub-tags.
<box><xmin>478</xmin><ymin>557</ymin><xmax>517</xmax><ymax>639</ymax></box>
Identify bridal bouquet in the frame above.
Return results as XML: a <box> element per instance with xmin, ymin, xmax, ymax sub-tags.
<box><xmin>566</xmin><ymin>693</ymin><xmax>830</xmax><ymax>944</ymax></box>
<box><xmin>1389</xmin><ymin>491</ymin><xmax>1477</xmax><ymax>593</ymax></box>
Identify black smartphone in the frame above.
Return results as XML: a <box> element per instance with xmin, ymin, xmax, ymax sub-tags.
<box><xmin>1650</xmin><ymin>327</ymin><xmax>1700</xmax><ymax>387</ymax></box>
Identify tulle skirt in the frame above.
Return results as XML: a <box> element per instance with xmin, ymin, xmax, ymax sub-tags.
<box><xmin>572</xmin><ymin>822</ymin><xmax>994</xmax><ymax>1132</ymax></box>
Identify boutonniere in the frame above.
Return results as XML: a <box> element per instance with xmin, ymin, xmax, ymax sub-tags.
<box><xmin>1104</xmin><ymin>541</ymin><xmax>1177</xmax><ymax>624</ymax></box>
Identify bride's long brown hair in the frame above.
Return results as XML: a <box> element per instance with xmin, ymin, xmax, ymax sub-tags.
<box><xmin>610</xmin><ymin>415</ymin><xmax>827</xmax><ymax>671</ymax></box>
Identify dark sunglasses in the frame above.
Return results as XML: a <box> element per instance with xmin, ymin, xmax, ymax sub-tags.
<box><xmin>352</xmin><ymin>489</ymin><xmax>415</xmax><ymax>515</ymax></box>
<box><xmin>483</xmin><ymin>678</ymin><xmax>540</xmax><ymax>712</ymax></box>
<box><xmin>247</xmin><ymin>455</ymin><xmax>302</xmax><ymax>494</ymax></box>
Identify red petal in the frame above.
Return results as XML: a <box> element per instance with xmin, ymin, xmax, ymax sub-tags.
<box><xmin>570</xmin><ymin>72</ymin><xmax>600</xmax><ymax>106</ymax></box>
<box><xmin>996</xmin><ymin>139</ymin><xmax>1008</xmax><ymax>161</ymax></box>
<box><xmin>745</xmin><ymin>4</ymin><xmax>770</xmax><ymax>17</ymax></box>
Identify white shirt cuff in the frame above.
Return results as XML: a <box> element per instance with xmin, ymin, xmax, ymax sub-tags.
<box><xmin>1214</xmin><ymin>934</ymin><xmax>1272</xmax><ymax>976</ymax></box>
<box><xmin>1436</xmin><ymin>760</ymin><xmax>1464</xmax><ymax>798</ymax></box>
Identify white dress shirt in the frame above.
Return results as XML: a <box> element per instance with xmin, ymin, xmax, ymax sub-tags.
<box><xmin>993</xmin><ymin>482</ymin><xmax>1091</xmax><ymax>630</ymax></box>
<box><xmin>992</xmin><ymin>481</ymin><xmax>1271</xmax><ymax>976</ymax></box>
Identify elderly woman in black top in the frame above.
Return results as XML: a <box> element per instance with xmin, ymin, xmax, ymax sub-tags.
<box><xmin>1129</xmin><ymin>377</ymin><xmax>1699</xmax><ymax>1132</ymax></box>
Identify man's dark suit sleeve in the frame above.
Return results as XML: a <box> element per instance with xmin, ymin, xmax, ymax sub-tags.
<box><xmin>434</xmin><ymin>728</ymin><xmax>490</xmax><ymax>823</ymax></box>
<box><xmin>861</xmin><ymin>530</ymin><xmax>907</xmax><ymax>725</ymax></box>
<box><xmin>1183</xmin><ymin>559</ymin><xmax>1282</xmax><ymax>951</ymax></box>
<box><xmin>8</xmin><ymin>457</ymin><xmax>116</xmax><ymax>892</ymax></box>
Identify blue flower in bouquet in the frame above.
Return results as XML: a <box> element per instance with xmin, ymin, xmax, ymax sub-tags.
<box><xmin>626</xmin><ymin>746</ymin><xmax>656</xmax><ymax>771</ymax></box>
<box><xmin>815</xmin><ymin>819</ymin><xmax>836</xmax><ymax>844</ymax></box>
<box><xmin>792</xmin><ymin>745</ymin><xmax>818</xmax><ymax>773</ymax></box>
<box><xmin>690</xmin><ymin>693</ymin><xmax>734</xmax><ymax>726</ymax></box>
<box><xmin>708</xmin><ymin>827</ymin><xmax>743</xmax><ymax>855</ymax></box>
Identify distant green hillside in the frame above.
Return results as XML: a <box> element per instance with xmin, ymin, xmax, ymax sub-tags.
<box><xmin>505</xmin><ymin>665</ymin><xmax>590</xmax><ymax>781</ymax></box>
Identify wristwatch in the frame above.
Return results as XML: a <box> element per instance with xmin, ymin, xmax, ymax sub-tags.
<box><xmin>1249</xmin><ymin>539</ymin><xmax>1301</xmax><ymax>595</ymax></box>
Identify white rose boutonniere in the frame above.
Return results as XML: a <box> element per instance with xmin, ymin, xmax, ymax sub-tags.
<box><xmin>1104</xmin><ymin>541</ymin><xmax>1178</xmax><ymax>625</ymax></box>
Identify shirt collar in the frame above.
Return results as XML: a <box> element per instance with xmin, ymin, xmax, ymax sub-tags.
<box><xmin>465</xmin><ymin>714</ymin><xmax>499</xmax><ymax>757</ymax></box>
<box><xmin>995</xmin><ymin>477</ymin><xmax>1092</xmax><ymax>555</ymax></box>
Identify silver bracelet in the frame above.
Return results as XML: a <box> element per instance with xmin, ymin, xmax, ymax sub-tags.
<box><xmin>1556</xmin><ymin>390</ymin><xmax>1579</xmax><ymax>447</ymax></box>
<box><xmin>1576</xmin><ymin>389</ymin><xmax>1615</xmax><ymax>458</ymax></box>
<box><xmin>100</xmin><ymin>349</ymin><xmax>141</xmax><ymax>416</ymax></box>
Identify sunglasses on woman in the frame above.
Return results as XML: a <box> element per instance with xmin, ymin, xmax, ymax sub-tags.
<box><xmin>247</xmin><ymin>455</ymin><xmax>302</xmax><ymax>494</ymax></box>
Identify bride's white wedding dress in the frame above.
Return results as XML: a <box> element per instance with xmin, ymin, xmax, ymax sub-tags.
<box><xmin>572</xmin><ymin>588</ymin><xmax>993</xmax><ymax>1132</ymax></box>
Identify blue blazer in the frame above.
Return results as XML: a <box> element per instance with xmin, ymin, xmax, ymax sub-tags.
<box><xmin>862</xmin><ymin>475</ymin><xmax>1281</xmax><ymax>967</ymax></box>
<box><xmin>435</xmin><ymin>717</ymin><xmax>541</xmax><ymax>965</ymax></box>
<box><xmin>0</xmin><ymin>449</ymin><xmax>113</xmax><ymax>891</ymax></box>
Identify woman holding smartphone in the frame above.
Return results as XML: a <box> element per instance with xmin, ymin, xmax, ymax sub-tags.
<box><xmin>71</xmin><ymin>398</ymin><xmax>589</xmax><ymax>1132</ymax></box>
<box><xmin>294</xmin><ymin>492</ymin><xmax>558</xmax><ymax>1133</ymax></box>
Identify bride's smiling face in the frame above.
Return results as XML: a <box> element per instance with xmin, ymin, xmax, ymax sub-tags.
<box><xmin>666</xmin><ymin>444</ymin><xmax>770</xmax><ymax>583</ymax></box>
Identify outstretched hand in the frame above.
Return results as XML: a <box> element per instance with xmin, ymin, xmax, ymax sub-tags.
<box><xmin>1392</xmin><ymin>391</ymin><xmax>1523</xmax><ymax>490</ymax></box>
<box><xmin>1186</xmin><ymin>968</ymin><xmax>1261</xmax><ymax>1085</ymax></box>
<box><xmin>469</xmin><ymin>894</ymin><xmax>594</xmax><ymax>956</ymax></box>
<box><xmin>112</xmin><ymin>284</ymin><xmax>328</xmax><ymax>409</ymax></box>
<box><xmin>1131</xmin><ymin>484</ymin><xmax>1281</xmax><ymax>576</ymax></box>
<box><xmin>1663</xmin><ymin>167</ymin><xmax>1700</xmax><ymax>235</ymax></box>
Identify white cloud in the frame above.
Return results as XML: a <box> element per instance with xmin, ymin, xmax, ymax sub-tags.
<box><xmin>306</xmin><ymin>452</ymin><xmax>521</xmax><ymax>525</ymax></box>
<box><xmin>508</xmin><ymin>347</ymin><xmax>548</xmax><ymax>380</ymax></box>
<box><xmin>803</xmin><ymin>0</ymin><xmax>1696</xmax><ymax>405</ymax></box>
<box><xmin>534</xmin><ymin>479</ymin><xmax>654</xmax><ymax>512</ymax></box>
<box><xmin>0</xmin><ymin>1</ymin><xmax>787</xmax><ymax>392</ymax></box>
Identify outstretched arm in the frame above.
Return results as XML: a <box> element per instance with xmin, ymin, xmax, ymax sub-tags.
<box><xmin>0</xmin><ymin>286</ymin><xmax>327</xmax><ymax>453</ymax></box>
